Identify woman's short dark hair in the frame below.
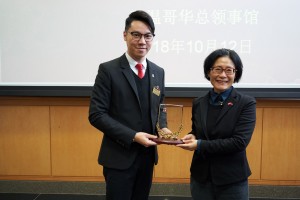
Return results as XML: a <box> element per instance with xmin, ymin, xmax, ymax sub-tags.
<box><xmin>125</xmin><ymin>10</ymin><xmax>155</xmax><ymax>35</ymax></box>
<box><xmin>204</xmin><ymin>48</ymin><xmax>243</xmax><ymax>83</ymax></box>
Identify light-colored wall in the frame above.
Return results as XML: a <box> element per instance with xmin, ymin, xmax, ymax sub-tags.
<box><xmin>0</xmin><ymin>97</ymin><xmax>299</xmax><ymax>185</ymax></box>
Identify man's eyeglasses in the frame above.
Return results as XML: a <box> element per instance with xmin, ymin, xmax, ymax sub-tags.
<box><xmin>210</xmin><ymin>67</ymin><xmax>237</xmax><ymax>75</ymax></box>
<box><xmin>128</xmin><ymin>31</ymin><xmax>155</xmax><ymax>42</ymax></box>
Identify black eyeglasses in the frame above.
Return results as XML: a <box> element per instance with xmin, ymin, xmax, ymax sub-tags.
<box><xmin>210</xmin><ymin>67</ymin><xmax>237</xmax><ymax>75</ymax></box>
<box><xmin>128</xmin><ymin>31</ymin><xmax>155</xmax><ymax>42</ymax></box>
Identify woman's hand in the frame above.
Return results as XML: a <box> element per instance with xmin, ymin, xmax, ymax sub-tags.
<box><xmin>176</xmin><ymin>134</ymin><xmax>198</xmax><ymax>151</ymax></box>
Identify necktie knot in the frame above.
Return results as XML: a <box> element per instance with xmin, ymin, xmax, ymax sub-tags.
<box><xmin>135</xmin><ymin>63</ymin><xmax>144</xmax><ymax>79</ymax></box>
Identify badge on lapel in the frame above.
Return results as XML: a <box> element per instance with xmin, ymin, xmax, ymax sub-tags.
<box><xmin>152</xmin><ymin>86</ymin><xmax>160</xmax><ymax>96</ymax></box>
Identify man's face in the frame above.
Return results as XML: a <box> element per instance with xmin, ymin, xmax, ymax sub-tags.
<box><xmin>123</xmin><ymin>20</ymin><xmax>153</xmax><ymax>63</ymax></box>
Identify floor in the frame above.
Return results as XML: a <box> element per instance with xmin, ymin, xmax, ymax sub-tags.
<box><xmin>1</xmin><ymin>193</ymin><xmax>299</xmax><ymax>200</ymax></box>
<box><xmin>1</xmin><ymin>180</ymin><xmax>300</xmax><ymax>200</ymax></box>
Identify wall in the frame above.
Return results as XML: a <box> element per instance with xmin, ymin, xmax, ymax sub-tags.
<box><xmin>0</xmin><ymin>97</ymin><xmax>299</xmax><ymax>185</ymax></box>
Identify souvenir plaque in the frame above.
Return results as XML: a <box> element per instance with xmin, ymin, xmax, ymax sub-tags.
<box><xmin>151</xmin><ymin>104</ymin><xmax>184</xmax><ymax>145</ymax></box>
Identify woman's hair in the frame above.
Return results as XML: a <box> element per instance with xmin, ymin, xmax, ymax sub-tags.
<box><xmin>125</xmin><ymin>10</ymin><xmax>155</xmax><ymax>35</ymax></box>
<box><xmin>204</xmin><ymin>48</ymin><xmax>243</xmax><ymax>83</ymax></box>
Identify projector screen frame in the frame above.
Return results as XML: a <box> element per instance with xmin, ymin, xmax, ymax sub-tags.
<box><xmin>0</xmin><ymin>86</ymin><xmax>299</xmax><ymax>99</ymax></box>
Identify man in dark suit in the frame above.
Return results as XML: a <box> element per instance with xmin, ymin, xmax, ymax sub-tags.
<box><xmin>89</xmin><ymin>10</ymin><xmax>167</xmax><ymax>200</ymax></box>
<box><xmin>177</xmin><ymin>49</ymin><xmax>256</xmax><ymax>200</ymax></box>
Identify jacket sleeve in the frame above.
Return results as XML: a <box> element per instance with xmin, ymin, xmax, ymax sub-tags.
<box><xmin>88</xmin><ymin>64</ymin><xmax>136</xmax><ymax>149</ymax></box>
<box><xmin>200</xmin><ymin>95</ymin><xmax>256</xmax><ymax>155</ymax></box>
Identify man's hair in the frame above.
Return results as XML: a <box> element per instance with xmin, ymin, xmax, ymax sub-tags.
<box><xmin>125</xmin><ymin>10</ymin><xmax>155</xmax><ymax>35</ymax></box>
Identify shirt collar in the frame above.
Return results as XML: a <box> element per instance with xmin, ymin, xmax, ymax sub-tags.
<box><xmin>125</xmin><ymin>52</ymin><xmax>147</xmax><ymax>70</ymax></box>
<box><xmin>210</xmin><ymin>86</ymin><xmax>233</xmax><ymax>104</ymax></box>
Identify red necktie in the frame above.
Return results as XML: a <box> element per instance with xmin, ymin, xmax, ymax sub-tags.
<box><xmin>135</xmin><ymin>63</ymin><xmax>144</xmax><ymax>79</ymax></box>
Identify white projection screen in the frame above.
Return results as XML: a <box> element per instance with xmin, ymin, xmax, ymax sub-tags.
<box><xmin>1</xmin><ymin>0</ymin><xmax>300</xmax><ymax>97</ymax></box>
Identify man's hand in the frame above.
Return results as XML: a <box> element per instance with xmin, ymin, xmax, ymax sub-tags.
<box><xmin>133</xmin><ymin>132</ymin><xmax>157</xmax><ymax>147</ymax></box>
<box><xmin>160</xmin><ymin>127</ymin><xmax>172</xmax><ymax>138</ymax></box>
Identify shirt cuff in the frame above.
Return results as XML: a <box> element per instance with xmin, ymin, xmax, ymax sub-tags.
<box><xmin>196</xmin><ymin>139</ymin><xmax>201</xmax><ymax>153</ymax></box>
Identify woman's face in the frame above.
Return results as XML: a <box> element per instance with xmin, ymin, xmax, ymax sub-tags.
<box><xmin>208</xmin><ymin>56</ymin><xmax>236</xmax><ymax>93</ymax></box>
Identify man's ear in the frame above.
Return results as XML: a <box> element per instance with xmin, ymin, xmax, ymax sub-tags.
<box><xmin>123</xmin><ymin>31</ymin><xmax>127</xmax><ymax>41</ymax></box>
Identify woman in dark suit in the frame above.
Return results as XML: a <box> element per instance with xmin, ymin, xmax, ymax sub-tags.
<box><xmin>177</xmin><ymin>49</ymin><xmax>256</xmax><ymax>200</ymax></box>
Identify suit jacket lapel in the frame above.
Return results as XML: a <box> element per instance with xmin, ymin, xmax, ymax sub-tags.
<box><xmin>148</xmin><ymin>60</ymin><xmax>163</xmax><ymax>129</ymax></box>
<box><xmin>120</xmin><ymin>55</ymin><xmax>140</xmax><ymax>103</ymax></box>
<box><xmin>200</xmin><ymin>95</ymin><xmax>209</xmax><ymax>139</ymax></box>
<box><xmin>148</xmin><ymin>61</ymin><xmax>158</xmax><ymax>103</ymax></box>
<box><xmin>215</xmin><ymin>89</ymin><xmax>238</xmax><ymax>125</ymax></box>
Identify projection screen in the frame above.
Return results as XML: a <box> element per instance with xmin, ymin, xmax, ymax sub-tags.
<box><xmin>0</xmin><ymin>0</ymin><xmax>300</xmax><ymax>97</ymax></box>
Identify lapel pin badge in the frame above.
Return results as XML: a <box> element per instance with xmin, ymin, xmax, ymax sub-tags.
<box><xmin>152</xmin><ymin>86</ymin><xmax>160</xmax><ymax>96</ymax></box>
<box><xmin>227</xmin><ymin>102</ymin><xmax>233</xmax><ymax>106</ymax></box>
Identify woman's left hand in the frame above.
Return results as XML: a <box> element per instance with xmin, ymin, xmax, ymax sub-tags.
<box><xmin>176</xmin><ymin>134</ymin><xmax>198</xmax><ymax>151</ymax></box>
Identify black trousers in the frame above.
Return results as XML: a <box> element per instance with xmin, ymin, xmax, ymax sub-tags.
<box><xmin>103</xmin><ymin>147</ymin><xmax>155</xmax><ymax>200</ymax></box>
<box><xmin>191</xmin><ymin>176</ymin><xmax>249</xmax><ymax>200</ymax></box>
